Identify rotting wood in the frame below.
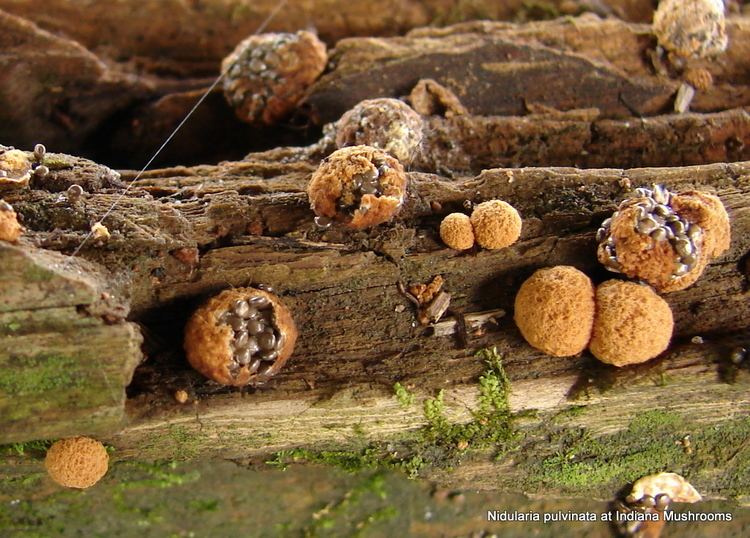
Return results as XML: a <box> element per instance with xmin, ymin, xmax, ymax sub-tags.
<box><xmin>0</xmin><ymin>0</ymin><xmax>660</xmax><ymax>77</ymax></box>
<box><xmin>4</xmin><ymin>11</ymin><xmax>750</xmax><ymax>168</ymax></box>
<box><xmin>109</xmin><ymin>337</ymin><xmax>750</xmax><ymax>500</ymax></box>
<box><xmin>1</xmin><ymin>146</ymin><xmax>748</xmax><ymax>447</ymax></box>
<box><xmin>0</xmin><ymin>243</ymin><xmax>142</xmax><ymax>444</ymax></box>
<box><xmin>308</xmin><ymin>16</ymin><xmax>750</xmax><ymax>122</ymax></box>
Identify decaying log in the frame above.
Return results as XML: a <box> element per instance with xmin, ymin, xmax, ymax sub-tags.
<box><xmin>116</xmin><ymin>92</ymin><xmax>750</xmax><ymax>172</ymax></box>
<box><xmin>4</xmin><ymin>10</ymin><xmax>750</xmax><ymax>167</ymax></box>
<box><xmin>1</xmin><ymin>3</ymin><xmax>749</xmax><ymax>505</ymax></box>
<box><xmin>1</xmin><ymin>145</ymin><xmax>748</xmax><ymax>462</ymax></box>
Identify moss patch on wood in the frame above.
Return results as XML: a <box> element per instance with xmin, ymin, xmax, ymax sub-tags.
<box><xmin>519</xmin><ymin>410</ymin><xmax>750</xmax><ymax>499</ymax></box>
<box><xmin>269</xmin><ymin>348</ymin><xmax>517</xmax><ymax>477</ymax></box>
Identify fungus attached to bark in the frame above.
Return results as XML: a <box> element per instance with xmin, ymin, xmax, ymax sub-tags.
<box><xmin>307</xmin><ymin>145</ymin><xmax>407</xmax><ymax>229</ymax></box>
<box><xmin>184</xmin><ymin>287</ymin><xmax>298</xmax><ymax>386</ymax></box>
<box><xmin>0</xmin><ymin>148</ymin><xmax>32</xmax><ymax>190</ymax></box>
<box><xmin>653</xmin><ymin>0</ymin><xmax>727</xmax><ymax>60</ymax></box>
<box><xmin>514</xmin><ymin>266</ymin><xmax>596</xmax><ymax>357</ymax></box>
<box><xmin>0</xmin><ymin>200</ymin><xmax>22</xmax><ymax>242</ymax></box>
<box><xmin>596</xmin><ymin>184</ymin><xmax>730</xmax><ymax>292</ymax></box>
<box><xmin>45</xmin><ymin>437</ymin><xmax>109</xmax><ymax>489</ymax></box>
<box><xmin>222</xmin><ymin>31</ymin><xmax>327</xmax><ymax>125</ymax></box>
<box><xmin>335</xmin><ymin>98</ymin><xmax>424</xmax><ymax>164</ymax></box>
<box><xmin>470</xmin><ymin>200</ymin><xmax>522</xmax><ymax>250</ymax></box>
<box><xmin>589</xmin><ymin>280</ymin><xmax>674</xmax><ymax>367</ymax></box>
<box><xmin>91</xmin><ymin>222</ymin><xmax>111</xmax><ymax>243</ymax></box>
<box><xmin>627</xmin><ymin>472</ymin><xmax>702</xmax><ymax>504</ymax></box>
<box><xmin>439</xmin><ymin>213</ymin><xmax>474</xmax><ymax>250</ymax></box>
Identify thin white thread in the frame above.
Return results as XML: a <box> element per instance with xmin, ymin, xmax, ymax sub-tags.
<box><xmin>64</xmin><ymin>0</ymin><xmax>288</xmax><ymax>265</ymax></box>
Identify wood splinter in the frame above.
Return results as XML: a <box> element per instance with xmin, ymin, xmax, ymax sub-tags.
<box><xmin>429</xmin><ymin>309</ymin><xmax>506</xmax><ymax>338</ymax></box>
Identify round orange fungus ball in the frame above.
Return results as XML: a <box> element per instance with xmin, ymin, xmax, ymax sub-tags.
<box><xmin>470</xmin><ymin>200</ymin><xmax>522</xmax><ymax>250</ymax></box>
<box><xmin>45</xmin><ymin>437</ymin><xmax>109</xmax><ymax>489</ymax></box>
<box><xmin>514</xmin><ymin>266</ymin><xmax>595</xmax><ymax>357</ymax></box>
<box><xmin>440</xmin><ymin>213</ymin><xmax>474</xmax><ymax>250</ymax></box>
<box><xmin>589</xmin><ymin>280</ymin><xmax>674</xmax><ymax>367</ymax></box>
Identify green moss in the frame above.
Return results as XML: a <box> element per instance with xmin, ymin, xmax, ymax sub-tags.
<box><xmin>515</xmin><ymin>1</ymin><xmax>561</xmax><ymax>22</ymax></box>
<box><xmin>552</xmin><ymin>405</ymin><xmax>587</xmax><ymax>421</ymax></box>
<box><xmin>0</xmin><ymin>439</ymin><xmax>52</xmax><ymax>457</ymax></box>
<box><xmin>0</xmin><ymin>353</ymin><xmax>82</xmax><ymax>396</ymax></box>
<box><xmin>165</xmin><ymin>425</ymin><xmax>202</xmax><ymax>461</ymax></box>
<box><xmin>116</xmin><ymin>460</ymin><xmax>200</xmax><ymax>490</ymax></box>
<box><xmin>22</xmin><ymin>265</ymin><xmax>53</xmax><ymax>282</ymax></box>
<box><xmin>431</xmin><ymin>0</ymin><xmax>494</xmax><ymax>25</ymax></box>
<box><xmin>299</xmin><ymin>472</ymin><xmax>397</xmax><ymax>538</ymax></box>
<box><xmin>3</xmin><ymin>321</ymin><xmax>21</xmax><ymax>333</ymax></box>
<box><xmin>269</xmin><ymin>348</ymin><xmax>517</xmax><ymax>478</ymax></box>
<box><xmin>267</xmin><ymin>447</ymin><xmax>424</xmax><ymax>478</ymax></box>
<box><xmin>524</xmin><ymin>410</ymin><xmax>750</xmax><ymax>497</ymax></box>
<box><xmin>420</xmin><ymin>347</ymin><xmax>516</xmax><ymax>454</ymax></box>
<box><xmin>187</xmin><ymin>498</ymin><xmax>220</xmax><ymax>512</ymax></box>
<box><xmin>40</xmin><ymin>155</ymin><xmax>73</xmax><ymax>171</ymax></box>
<box><xmin>393</xmin><ymin>382</ymin><xmax>415</xmax><ymax>409</ymax></box>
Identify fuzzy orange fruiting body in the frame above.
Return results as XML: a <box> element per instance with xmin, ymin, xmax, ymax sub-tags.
<box><xmin>184</xmin><ymin>287</ymin><xmax>298</xmax><ymax>386</ymax></box>
<box><xmin>307</xmin><ymin>145</ymin><xmax>407</xmax><ymax>230</ymax></box>
<box><xmin>470</xmin><ymin>200</ymin><xmax>522</xmax><ymax>250</ymax></box>
<box><xmin>45</xmin><ymin>437</ymin><xmax>109</xmax><ymax>489</ymax></box>
<box><xmin>439</xmin><ymin>213</ymin><xmax>474</xmax><ymax>250</ymax></box>
<box><xmin>514</xmin><ymin>266</ymin><xmax>595</xmax><ymax>357</ymax></box>
<box><xmin>588</xmin><ymin>280</ymin><xmax>674</xmax><ymax>367</ymax></box>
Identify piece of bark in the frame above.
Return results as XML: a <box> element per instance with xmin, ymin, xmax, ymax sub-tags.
<box><xmin>308</xmin><ymin>16</ymin><xmax>750</xmax><ymax>122</ymax></box>
<box><xmin>4</xmin><ymin>12</ymin><xmax>750</xmax><ymax>168</ymax></box>
<box><xmin>101</xmin><ymin>88</ymin><xmax>321</xmax><ymax>169</ymax></box>
<box><xmin>0</xmin><ymin>243</ymin><xmax>142</xmax><ymax>444</ymax></box>
<box><xmin>1</xmin><ymin>150</ymin><xmax>748</xmax><ymax>501</ymax></box>
<box><xmin>412</xmin><ymin>108</ymin><xmax>750</xmax><ymax>174</ymax></box>
<box><xmin>0</xmin><ymin>1</ymin><xmax>659</xmax><ymax>77</ymax></box>
<box><xmin>110</xmin><ymin>337</ymin><xmax>750</xmax><ymax>497</ymax></box>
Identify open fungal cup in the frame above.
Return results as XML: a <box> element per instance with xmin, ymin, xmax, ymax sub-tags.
<box><xmin>653</xmin><ymin>0</ymin><xmax>727</xmax><ymax>60</ymax></box>
<box><xmin>45</xmin><ymin>437</ymin><xmax>109</xmax><ymax>489</ymax></box>
<box><xmin>334</xmin><ymin>98</ymin><xmax>424</xmax><ymax>164</ymax></box>
<box><xmin>627</xmin><ymin>472</ymin><xmax>702</xmax><ymax>504</ymax></box>
<box><xmin>597</xmin><ymin>184</ymin><xmax>730</xmax><ymax>293</ymax></box>
<box><xmin>307</xmin><ymin>145</ymin><xmax>407</xmax><ymax>229</ymax></box>
<box><xmin>184</xmin><ymin>287</ymin><xmax>298</xmax><ymax>386</ymax></box>
<box><xmin>222</xmin><ymin>31</ymin><xmax>327</xmax><ymax>125</ymax></box>
<box><xmin>514</xmin><ymin>266</ymin><xmax>595</xmax><ymax>357</ymax></box>
<box><xmin>589</xmin><ymin>280</ymin><xmax>674</xmax><ymax>367</ymax></box>
<box><xmin>0</xmin><ymin>148</ymin><xmax>32</xmax><ymax>190</ymax></box>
